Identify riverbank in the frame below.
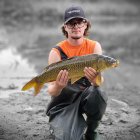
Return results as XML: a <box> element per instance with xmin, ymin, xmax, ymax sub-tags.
<box><xmin>0</xmin><ymin>61</ymin><xmax>140</xmax><ymax>140</ymax></box>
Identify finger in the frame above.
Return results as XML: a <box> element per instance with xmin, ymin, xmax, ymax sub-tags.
<box><xmin>61</xmin><ymin>70</ymin><xmax>68</xmax><ymax>82</ymax></box>
<box><xmin>84</xmin><ymin>68</ymin><xmax>98</xmax><ymax>83</ymax></box>
<box><xmin>59</xmin><ymin>70</ymin><xmax>65</xmax><ymax>82</ymax></box>
<box><xmin>59</xmin><ymin>70</ymin><xmax>68</xmax><ymax>83</ymax></box>
<box><xmin>88</xmin><ymin>67</ymin><xmax>97</xmax><ymax>74</ymax></box>
<box><xmin>64</xmin><ymin>71</ymin><xmax>69</xmax><ymax>84</ymax></box>
<box><xmin>88</xmin><ymin>67</ymin><xmax>98</xmax><ymax>79</ymax></box>
<box><xmin>56</xmin><ymin>70</ymin><xmax>63</xmax><ymax>82</ymax></box>
<box><xmin>84</xmin><ymin>73</ymin><xmax>93</xmax><ymax>81</ymax></box>
<box><xmin>84</xmin><ymin>67</ymin><xmax>96</xmax><ymax>78</ymax></box>
<box><xmin>86</xmin><ymin>67</ymin><xmax>97</xmax><ymax>75</ymax></box>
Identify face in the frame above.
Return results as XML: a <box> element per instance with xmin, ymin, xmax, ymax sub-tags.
<box><xmin>64</xmin><ymin>18</ymin><xmax>87</xmax><ymax>39</ymax></box>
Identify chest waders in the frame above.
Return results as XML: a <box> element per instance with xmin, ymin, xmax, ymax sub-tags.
<box><xmin>46</xmin><ymin>46</ymin><xmax>108</xmax><ymax>140</ymax></box>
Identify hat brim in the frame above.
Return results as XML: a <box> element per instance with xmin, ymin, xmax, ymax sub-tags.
<box><xmin>64</xmin><ymin>16</ymin><xmax>87</xmax><ymax>24</ymax></box>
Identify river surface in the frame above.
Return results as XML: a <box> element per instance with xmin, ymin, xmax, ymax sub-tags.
<box><xmin>0</xmin><ymin>47</ymin><xmax>36</xmax><ymax>98</ymax></box>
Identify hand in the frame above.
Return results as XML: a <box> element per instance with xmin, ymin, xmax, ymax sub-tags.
<box><xmin>84</xmin><ymin>67</ymin><xmax>98</xmax><ymax>85</ymax></box>
<box><xmin>55</xmin><ymin>70</ymin><xmax>69</xmax><ymax>90</ymax></box>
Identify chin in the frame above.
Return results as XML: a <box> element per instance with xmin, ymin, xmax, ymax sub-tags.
<box><xmin>71</xmin><ymin>35</ymin><xmax>82</xmax><ymax>40</ymax></box>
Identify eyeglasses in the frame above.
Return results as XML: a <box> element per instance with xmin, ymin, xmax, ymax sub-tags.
<box><xmin>66</xmin><ymin>19</ymin><xmax>86</xmax><ymax>29</ymax></box>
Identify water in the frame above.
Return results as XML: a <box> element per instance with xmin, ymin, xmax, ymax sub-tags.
<box><xmin>0</xmin><ymin>47</ymin><xmax>37</xmax><ymax>98</ymax></box>
<box><xmin>0</xmin><ymin>48</ymin><xmax>36</xmax><ymax>77</ymax></box>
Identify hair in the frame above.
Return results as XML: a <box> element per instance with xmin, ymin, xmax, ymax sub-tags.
<box><xmin>61</xmin><ymin>21</ymin><xmax>91</xmax><ymax>38</ymax></box>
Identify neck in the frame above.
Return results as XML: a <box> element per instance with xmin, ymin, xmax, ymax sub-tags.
<box><xmin>67</xmin><ymin>37</ymin><xmax>84</xmax><ymax>46</ymax></box>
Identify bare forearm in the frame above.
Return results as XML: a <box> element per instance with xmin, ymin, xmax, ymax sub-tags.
<box><xmin>47</xmin><ymin>83</ymin><xmax>63</xmax><ymax>96</ymax></box>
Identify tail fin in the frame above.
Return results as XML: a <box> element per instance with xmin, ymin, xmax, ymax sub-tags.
<box><xmin>22</xmin><ymin>78</ymin><xmax>44</xmax><ymax>96</ymax></box>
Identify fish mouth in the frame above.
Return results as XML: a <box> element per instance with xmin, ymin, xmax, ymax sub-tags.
<box><xmin>112</xmin><ymin>60</ymin><xmax>119</xmax><ymax>67</ymax></box>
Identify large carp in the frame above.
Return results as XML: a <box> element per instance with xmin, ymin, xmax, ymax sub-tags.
<box><xmin>22</xmin><ymin>54</ymin><xmax>119</xmax><ymax>95</ymax></box>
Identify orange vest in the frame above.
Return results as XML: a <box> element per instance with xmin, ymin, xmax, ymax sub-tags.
<box><xmin>52</xmin><ymin>38</ymin><xmax>96</xmax><ymax>59</ymax></box>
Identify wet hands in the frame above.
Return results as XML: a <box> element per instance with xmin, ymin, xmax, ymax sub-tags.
<box><xmin>84</xmin><ymin>67</ymin><xmax>99</xmax><ymax>86</ymax></box>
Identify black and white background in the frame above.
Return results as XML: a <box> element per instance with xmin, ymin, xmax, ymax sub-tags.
<box><xmin>0</xmin><ymin>0</ymin><xmax>140</xmax><ymax>139</ymax></box>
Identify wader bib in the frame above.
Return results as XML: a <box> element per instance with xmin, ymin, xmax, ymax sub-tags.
<box><xmin>46</xmin><ymin>46</ymin><xmax>108</xmax><ymax>140</ymax></box>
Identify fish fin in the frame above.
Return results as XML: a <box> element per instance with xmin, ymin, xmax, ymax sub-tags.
<box><xmin>22</xmin><ymin>78</ymin><xmax>44</xmax><ymax>96</ymax></box>
<box><xmin>95</xmin><ymin>74</ymin><xmax>102</xmax><ymax>86</ymax></box>
<box><xmin>22</xmin><ymin>78</ymin><xmax>36</xmax><ymax>91</ymax></box>
<box><xmin>71</xmin><ymin>76</ymin><xmax>82</xmax><ymax>84</ymax></box>
<box><xmin>34</xmin><ymin>83</ymin><xmax>44</xmax><ymax>96</ymax></box>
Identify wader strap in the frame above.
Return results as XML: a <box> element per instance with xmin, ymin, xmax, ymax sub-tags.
<box><xmin>54</xmin><ymin>46</ymin><xmax>68</xmax><ymax>60</ymax></box>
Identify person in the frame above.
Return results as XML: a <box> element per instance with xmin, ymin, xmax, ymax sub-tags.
<box><xmin>46</xmin><ymin>6</ymin><xmax>107</xmax><ymax>140</ymax></box>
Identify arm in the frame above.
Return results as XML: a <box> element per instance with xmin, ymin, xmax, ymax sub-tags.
<box><xmin>94</xmin><ymin>41</ymin><xmax>102</xmax><ymax>55</ymax></box>
<box><xmin>84</xmin><ymin>41</ymin><xmax>104</xmax><ymax>86</ymax></box>
<box><xmin>47</xmin><ymin>49</ymin><xmax>69</xmax><ymax>96</ymax></box>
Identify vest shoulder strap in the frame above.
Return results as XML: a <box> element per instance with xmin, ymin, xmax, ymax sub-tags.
<box><xmin>54</xmin><ymin>46</ymin><xmax>68</xmax><ymax>60</ymax></box>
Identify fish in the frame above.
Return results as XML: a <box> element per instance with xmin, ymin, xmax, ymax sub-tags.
<box><xmin>22</xmin><ymin>54</ymin><xmax>119</xmax><ymax>96</ymax></box>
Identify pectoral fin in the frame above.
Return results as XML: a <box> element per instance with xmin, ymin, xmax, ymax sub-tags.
<box><xmin>95</xmin><ymin>74</ymin><xmax>102</xmax><ymax>86</ymax></box>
